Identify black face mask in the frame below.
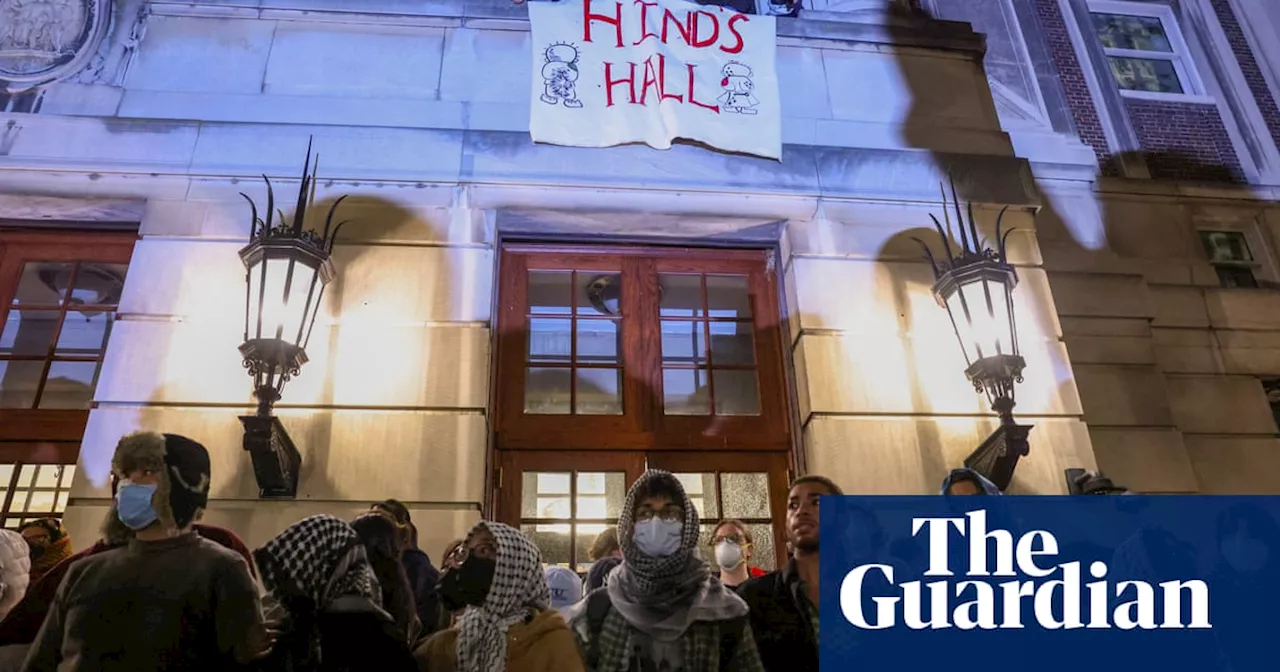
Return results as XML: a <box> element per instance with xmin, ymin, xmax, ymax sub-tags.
<box><xmin>438</xmin><ymin>557</ymin><xmax>496</xmax><ymax>612</ymax></box>
<box><xmin>28</xmin><ymin>544</ymin><xmax>46</xmax><ymax>560</ymax></box>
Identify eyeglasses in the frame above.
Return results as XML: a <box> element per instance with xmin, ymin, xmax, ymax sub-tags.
<box><xmin>712</xmin><ymin>533</ymin><xmax>746</xmax><ymax>546</ymax></box>
<box><xmin>635</xmin><ymin>505</ymin><xmax>684</xmax><ymax>523</ymax></box>
<box><xmin>449</xmin><ymin>542</ymin><xmax>498</xmax><ymax>565</ymax></box>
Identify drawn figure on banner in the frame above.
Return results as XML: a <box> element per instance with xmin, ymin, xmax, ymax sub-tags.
<box><xmin>540</xmin><ymin>42</ymin><xmax>583</xmax><ymax>108</ymax></box>
<box><xmin>718</xmin><ymin>62</ymin><xmax>759</xmax><ymax>115</ymax></box>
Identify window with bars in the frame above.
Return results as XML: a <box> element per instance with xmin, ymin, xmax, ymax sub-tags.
<box><xmin>0</xmin><ymin>463</ymin><xmax>77</xmax><ymax>528</ymax></box>
<box><xmin>1088</xmin><ymin>1</ymin><xmax>1204</xmax><ymax>99</ymax></box>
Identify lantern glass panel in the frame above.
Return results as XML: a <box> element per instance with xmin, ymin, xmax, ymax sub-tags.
<box><xmin>944</xmin><ymin>274</ymin><xmax>1015</xmax><ymax>363</ymax></box>
<box><xmin>246</xmin><ymin>254</ymin><xmax>324</xmax><ymax>345</ymax></box>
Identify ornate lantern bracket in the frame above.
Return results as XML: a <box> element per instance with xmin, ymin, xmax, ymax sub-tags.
<box><xmin>237</xmin><ymin>138</ymin><xmax>351</xmax><ymax>499</ymax></box>
<box><xmin>915</xmin><ymin>177</ymin><xmax>1029</xmax><ymax>492</ymax></box>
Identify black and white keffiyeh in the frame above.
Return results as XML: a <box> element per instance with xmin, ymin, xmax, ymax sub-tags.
<box><xmin>254</xmin><ymin>514</ymin><xmax>381</xmax><ymax>610</ymax></box>
<box><xmin>603</xmin><ymin>470</ymin><xmax>747</xmax><ymax>641</ymax></box>
<box><xmin>455</xmin><ymin>521</ymin><xmax>551</xmax><ymax>672</ymax></box>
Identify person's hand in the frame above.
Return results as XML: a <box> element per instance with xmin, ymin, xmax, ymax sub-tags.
<box><xmin>240</xmin><ymin>619</ymin><xmax>282</xmax><ymax>662</ymax></box>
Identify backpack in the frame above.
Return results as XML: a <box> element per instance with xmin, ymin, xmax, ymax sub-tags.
<box><xmin>582</xmin><ymin>589</ymin><xmax>746</xmax><ymax>670</ymax></box>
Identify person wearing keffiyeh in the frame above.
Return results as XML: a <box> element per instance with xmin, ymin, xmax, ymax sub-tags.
<box><xmin>565</xmin><ymin>469</ymin><xmax>765</xmax><ymax>672</ymax></box>
<box><xmin>254</xmin><ymin>514</ymin><xmax>416</xmax><ymax>672</ymax></box>
<box><xmin>414</xmin><ymin>521</ymin><xmax>582</xmax><ymax>672</ymax></box>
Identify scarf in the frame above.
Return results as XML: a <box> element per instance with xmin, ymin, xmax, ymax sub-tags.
<box><xmin>605</xmin><ymin>470</ymin><xmax>747</xmax><ymax>645</ymax></box>
<box><xmin>455</xmin><ymin>522</ymin><xmax>550</xmax><ymax>672</ymax></box>
<box><xmin>254</xmin><ymin>515</ymin><xmax>383</xmax><ymax>664</ymax></box>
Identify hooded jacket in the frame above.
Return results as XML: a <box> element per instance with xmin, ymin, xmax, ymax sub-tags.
<box><xmin>415</xmin><ymin>609</ymin><xmax>584</xmax><ymax>672</ymax></box>
<box><xmin>0</xmin><ymin>531</ymin><xmax>30</xmax><ymax>622</ymax></box>
<box><xmin>939</xmin><ymin>467</ymin><xmax>1003</xmax><ymax>495</ymax></box>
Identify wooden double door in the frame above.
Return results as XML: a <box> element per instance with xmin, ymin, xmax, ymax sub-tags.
<box><xmin>495</xmin><ymin>450</ymin><xmax>791</xmax><ymax>571</ymax></box>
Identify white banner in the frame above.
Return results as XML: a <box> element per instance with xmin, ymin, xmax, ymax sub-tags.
<box><xmin>528</xmin><ymin>0</ymin><xmax>781</xmax><ymax>160</ymax></box>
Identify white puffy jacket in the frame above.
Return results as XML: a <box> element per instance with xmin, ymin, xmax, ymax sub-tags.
<box><xmin>0</xmin><ymin>529</ymin><xmax>31</xmax><ymax>621</ymax></box>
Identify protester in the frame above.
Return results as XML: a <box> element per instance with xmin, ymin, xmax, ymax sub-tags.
<box><xmin>544</xmin><ymin>565</ymin><xmax>584</xmax><ymax>614</ymax></box>
<box><xmin>353</xmin><ymin>513</ymin><xmax>420</xmax><ymax>644</ymax></box>
<box><xmin>436</xmin><ymin>538</ymin><xmax>467</xmax><ymax>631</ymax></box>
<box><xmin>0</xmin><ymin>517</ymin><xmax>253</xmax><ymax>649</ymax></box>
<box><xmin>739</xmin><ymin>475</ymin><xmax>844</xmax><ymax>672</ymax></box>
<box><xmin>255</xmin><ymin>514</ymin><xmax>416</xmax><ymax>671</ymax></box>
<box><xmin>0</xmin><ymin>531</ymin><xmax>29</xmax><ymax>623</ymax></box>
<box><xmin>565</xmin><ymin>470</ymin><xmax>764</xmax><ymax>671</ymax></box>
<box><xmin>16</xmin><ymin>520</ymin><xmax>70</xmax><ymax>585</ymax></box>
<box><xmin>415</xmin><ymin>521</ymin><xmax>583</xmax><ymax>672</ymax></box>
<box><xmin>939</xmin><ymin>467</ymin><xmax>1002</xmax><ymax>495</ymax></box>
<box><xmin>709</xmin><ymin>519</ymin><xmax>766</xmax><ymax>588</ymax></box>
<box><xmin>21</xmin><ymin>431</ymin><xmax>264</xmax><ymax>671</ymax></box>
<box><xmin>582</xmin><ymin>555</ymin><xmax>620</xmax><ymax>593</ymax></box>
<box><xmin>442</xmin><ymin>539</ymin><xmax>465</xmax><ymax>570</ymax></box>
<box><xmin>372</xmin><ymin>500</ymin><xmax>442</xmax><ymax>636</ymax></box>
<box><xmin>584</xmin><ymin>528</ymin><xmax>623</xmax><ymax>593</ymax></box>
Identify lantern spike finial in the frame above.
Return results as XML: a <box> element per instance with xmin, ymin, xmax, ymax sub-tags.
<box><xmin>949</xmin><ymin>174</ymin><xmax>971</xmax><ymax>255</ymax></box>
<box><xmin>263</xmin><ymin>176</ymin><xmax>276</xmax><ymax>235</ymax></box>
<box><xmin>239</xmin><ymin>192</ymin><xmax>260</xmax><ymax>239</ymax></box>
<box><xmin>321</xmin><ymin>195</ymin><xmax>349</xmax><ymax>245</ymax></box>
<box><xmin>911</xmin><ymin>236</ymin><xmax>942</xmax><ymax>280</ymax></box>
<box><xmin>994</xmin><ymin>206</ymin><xmax>1011</xmax><ymax>261</ymax></box>
<box><xmin>928</xmin><ymin>213</ymin><xmax>955</xmax><ymax>265</ymax></box>
<box><xmin>966</xmin><ymin>199</ymin><xmax>982</xmax><ymax>256</ymax></box>
<box><xmin>293</xmin><ymin>136</ymin><xmax>314</xmax><ymax>236</ymax></box>
<box><xmin>328</xmin><ymin>220</ymin><xmax>354</xmax><ymax>253</ymax></box>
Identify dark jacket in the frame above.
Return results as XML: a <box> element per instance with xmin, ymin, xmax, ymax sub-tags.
<box><xmin>257</xmin><ymin>595</ymin><xmax>417</xmax><ymax>672</ymax></box>
<box><xmin>400</xmin><ymin>549</ymin><xmax>440</xmax><ymax>637</ymax></box>
<box><xmin>584</xmin><ymin>556</ymin><xmax>621</xmax><ymax>593</ymax></box>
<box><xmin>736</xmin><ymin>560</ymin><xmax>817</xmax><ymax>672</ymax></box>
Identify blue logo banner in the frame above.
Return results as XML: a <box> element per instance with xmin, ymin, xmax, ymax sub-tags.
<box><xmin>819</xmin><ymin>496</ymin><xmax>1280</xmax><ymax>672</ymax></box>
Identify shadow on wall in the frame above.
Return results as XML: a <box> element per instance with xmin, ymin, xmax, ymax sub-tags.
<box><xmin>890</xmin><ymin>2</ymin><xmax>1262</xmax><ymax>493</ymax></box>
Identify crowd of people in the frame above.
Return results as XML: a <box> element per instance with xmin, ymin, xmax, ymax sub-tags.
<box><xmin>0</xmin><ymin>427</ymin><xmax>1210</xmax><ymax>672</ymax></box>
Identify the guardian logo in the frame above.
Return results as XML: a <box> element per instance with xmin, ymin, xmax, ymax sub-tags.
<box><xmin>840</xmin><ymin>511</ymin><xmax>1212</xmax><ymax>631</ymax></box>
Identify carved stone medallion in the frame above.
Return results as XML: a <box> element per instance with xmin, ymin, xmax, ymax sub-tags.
<box><xmin>0</xmin><ymin>0</ymin><xmax>112</xmax><ymax>91</ymax></box>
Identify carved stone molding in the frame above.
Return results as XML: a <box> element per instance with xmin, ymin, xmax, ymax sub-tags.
<box><xmin>0</xmin><ymin>0</ymin><xmax>113</xmax><ymax>93</ymax></box>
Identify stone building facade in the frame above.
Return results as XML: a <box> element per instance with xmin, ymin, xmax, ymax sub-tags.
<box><xmin>0</xmin><ymin>0</ymin><xmax>1277</xmax><ymax>561</ymax></box>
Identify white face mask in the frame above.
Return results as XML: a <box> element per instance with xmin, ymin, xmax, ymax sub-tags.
<box><xmin>715</xmin><ymin>541</ymin><xmax>744</xmax><ymax>569</ymax></box>
<box><xmin>633</xmin><ymin>519</ymin><xmax>683</xmax><ymax>558</ymax></box>
<box><xmin>1221</xmin><ymin>536</ymin><xmax>1269</xmax><ymax>574</ymax></box>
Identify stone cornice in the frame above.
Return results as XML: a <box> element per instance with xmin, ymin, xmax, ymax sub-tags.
<box><xmin>147</xmin><ymin>0</ymin><xmax>984</xmax><ymax>53</ymax></box>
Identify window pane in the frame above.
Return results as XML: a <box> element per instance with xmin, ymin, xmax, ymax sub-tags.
<box><xmin>0</xmin><ymin>360</ymin><xmax>43</xmax><ymax>409</ymax></box>
<box><xmin>525</xmin><ymin>367</ymin><xmax>572</xmax><ymax>414</ymax></box>
<box><xmin>38</xmin><ymin>361</ymin><xmax>101</xmax><ymax>409</ymax></box>
<box><xmin>722</xmin><ymin>472</ymin><xmax>771</xmax><ymax>518</ymax></box>
<box><xmin>1200</xmin><ymin>231</ymin><xmax>1253</xmax><ymax>263</ymax></box>
<box><xmin>1216</xmin><ymin>266</ymin><xmax>1259</xmax><ymax>289</ymax></box>
<box><xmin>55</xmin><ymin>312</ymin><xmax>114</xmax><ymax>357</ymax></box>
<box><xmin>529</xmin><ymin>271</ymin><xmax>572</xmax><ymax>315</ymax></box>
<box><xmin>26</xmin><ymin>491</ymin><xmax>56</xmax><ymax>514</ymax></box>
<box><xmin>536</xmin><ymin>496</ymin><xmax>571</xmax><ymax>518</ymax></box>
<box><xmin>12</xmin><ymin>262</ymin><xmax>73</xmax><ymax>306</ymax></box>
<box><xmin>577</xmin><ymin>472</ymin><xmax>626</xmax><ymax>517</ymax></box>
<box><xmin>673</xmin><ymin>473</ymin><xmax>719</xmax><ymax>517</ymax></box>
<box><xmin>575</xmin><ymin>368</ymin><xmax>622</xmax><ymax>415</ymax></box>
<box><xmin>15</xmin><ymin>466</ymin><xmax>35</xmax><ymax>488</ymax></box>
<box><xmin>33</xmin><ymin>465</ymin><xmax>61</xmax><ymax>489</ymax></box>
<box><xmin>576</xmin><ymin>319</ymin><xmax>620</xmax><ymax>365</ymax></box>
<box><xmin>660</xmin><ymin>320</ymin><xmax>706</xmax><ymax>366</ymax></box>
<box><xmin>528</xmin><ymin>318</ymin><xmax>572</xmax><ymax>363</ymax></box>
<box><xmin>705</xmin><ymin>275</ymin><xmax>752</xmax><ymax>319</ymax></box>
<box><xmin>69</xmin><ymin>263</ymin><xmax>128</xmax><ymax>306</ymax></box>
<box><xmin>56</xmin><ymin>492</ymin><xmax>70</xmax><ymax>513</ymax></box>
<box><xmin>659</xmin><ymin>274</ymin><xmax>704</xmax><ymax>317</ymax></box>
<box><xmin>578</xmin><ymin>272</ymin><xmax>622</xmax><ymax>316</ymax></box>
<box><xmin>60</xmin><ymin>465</ymin><xmax>77</xmax><ymax>488</ymax></box>
<box><xmin>521</xmin><ymin>523</ymin><xmax>571</xmax><ymax>565</ymax></box>
<box><xmin>713</xmin><ymin>369</ymin><xmax>761</xmax><ymax>416</ymax></box>
<box><xmin>522</xmin><ymin>472</ymin><xmax>570</xmax><ymax>517</ymax></box>
<box><xmin>708</xmin><ymin>321</ymin><xmax>755</xmax><ymax>366</ymax></box>
<box><xmin>745</xmin><ymin>523</ymin><xmax>777</xmax><ymax>571</ymax></box>
<box><xmin>663</xmin><ymin>368</ymin><xmax>710</xmax><ymax>416</ymax></box>
<box><xmin>0</xmin><ymin>465</ymin><xmax>13</xmax><ymax>488</ymax></box>
<box><xmin>1107</xmin><ymin>56</ymin><xmax>1183</xmax><ymax>93</ymax></box>
<box><xmin>1092</xmin><ymin>12</ymin><xmax>1172</xmax><ymax>52</ymax></box>
<box><xmin>0</xmin><ymin>310</ymin><xmax>58</xmax><ymax>357</ymax></box>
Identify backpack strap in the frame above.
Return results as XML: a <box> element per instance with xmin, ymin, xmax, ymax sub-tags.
<box><xmin>584</xmin><ymin>589</ymin><xmax>614</xmax><ymax>670</ymax></box>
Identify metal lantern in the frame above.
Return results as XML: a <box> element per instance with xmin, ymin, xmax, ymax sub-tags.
<box><xmin>237</xmin><ymin>139</ymin><xmax>349</xmax><ymax>498</ymax></box>
<box><xmin>916</xmin><ymin>178</ymin><xmax>1030</xmax><ymax>492</ymax></box>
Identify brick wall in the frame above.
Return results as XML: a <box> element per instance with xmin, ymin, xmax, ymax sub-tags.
<box><xmin>1125</xmin><ymin>99</ymin><xmax>1244</xmax><ymax>181</ymax></box>
<box><xmin>1034</xmin><ymin>0</ymin><xmax>1115</xmax><ymax>174</ymax></box>
<box><xmin>1209</xmin><ymin>0</ymin><xmax>1280</xmax><ymax>148</ymax></box>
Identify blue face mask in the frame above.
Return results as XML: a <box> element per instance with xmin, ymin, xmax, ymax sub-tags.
<box><xmin>116</xmin><ymin>480</ymin><xmax>159</xmax><ymax>531</ymax></box>
<box><xmin>633</xmin><ymin>519</ymin><xmax>683</xmax><ymax>558</ymax></box>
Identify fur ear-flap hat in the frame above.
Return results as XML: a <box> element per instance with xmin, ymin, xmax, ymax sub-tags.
<box><xmin>102</xmin><ymin>431</ymin><xmax>211</xmax><ymax>542</ymax></box>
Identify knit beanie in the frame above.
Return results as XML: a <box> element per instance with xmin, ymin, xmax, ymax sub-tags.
<box><xmin>109</xmin><ymin>431</ymin><xmax>211</xmax><ymax>531</ymax></box>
